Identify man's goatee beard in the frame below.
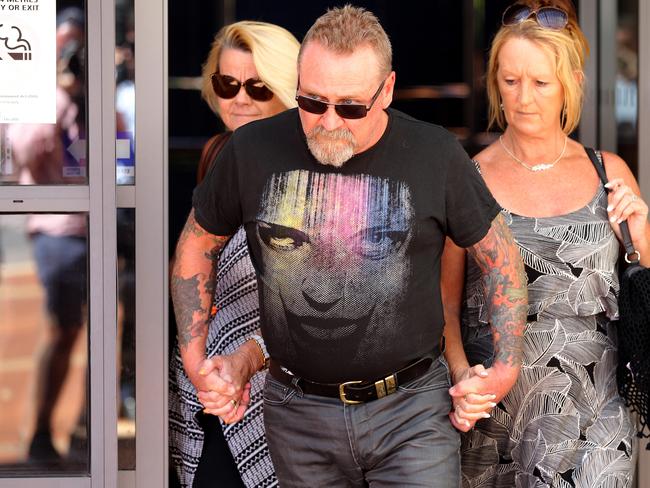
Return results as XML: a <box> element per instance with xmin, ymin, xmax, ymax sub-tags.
<box><xmin>306</xmin><ymin>126</ymin><xmax>357</xmax><ymax>167</ymax></box>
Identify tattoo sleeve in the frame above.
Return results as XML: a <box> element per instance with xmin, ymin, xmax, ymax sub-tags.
<box><xmin>171</xmin><ymin>210</ymin><xmax>230</xmax><ymax>350</ymax></box>
<box><xmin>468</xmin><ymin>214</ymin><xmax>528</xmax><ymax>367</ymax></box>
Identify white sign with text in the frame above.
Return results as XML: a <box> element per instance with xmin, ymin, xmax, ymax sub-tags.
<box><xmin>0</xmin><ymin>0</ymin><xmax>56</xmax><ymax>123</ymax></box>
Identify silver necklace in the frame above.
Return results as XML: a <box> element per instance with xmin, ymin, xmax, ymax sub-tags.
<box><xmin>499</xmin><ymin>135</ymin><xmax>568</xmax><ymax>172</ymax></box>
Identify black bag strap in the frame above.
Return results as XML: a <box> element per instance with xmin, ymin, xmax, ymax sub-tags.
<box><xmin>583</xmin><ymin>146</ymin><xmax>639</xmax><ymax>263</ymax></box>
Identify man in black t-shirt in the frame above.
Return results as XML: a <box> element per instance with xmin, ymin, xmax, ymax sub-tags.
<box><xmin>172</xmin><ymin>6</ymin><xmax>528</xmax><ymax>486</ymax></box>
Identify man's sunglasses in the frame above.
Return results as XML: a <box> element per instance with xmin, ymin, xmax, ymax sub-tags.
<box><xmin>295</xmin><ymin>78</ymin><xmax>386</xmax><ymax>120</ymax></box>
<box><xmin>502</xmin><ymin>4</ymin><xmax>569</xmax><ymax>30</ymax></box>
<box><xmin>210</xmin><ymin>73</ymin><xmax>274</xmax><ymax>101</ymax></box>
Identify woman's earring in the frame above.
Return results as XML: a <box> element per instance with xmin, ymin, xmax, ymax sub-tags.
<box><xmin>500</xmin><ymin>103</ymin><xmax>504</xmax><ymax>111</ymax></box>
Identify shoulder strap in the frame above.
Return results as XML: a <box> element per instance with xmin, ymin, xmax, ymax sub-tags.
<box><xmin>583</xmin><ymin>146</ymin><xmax>638</xmax><ymax>262</ymax></box>
<box><xmin>196</xmin><ymin>131</ymin><xmax>233</xmax><ymax>184</ymax></box>
<box><xmin>584</xmin><ymin>147</ymin><xmax>608</xmax><ymax>187</ymax></box>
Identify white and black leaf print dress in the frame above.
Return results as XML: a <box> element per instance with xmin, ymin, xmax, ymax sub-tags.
<box><xmin>461</xmin><ymin>153</ymin><xmax>635</xmax><ymax>488</ymax></box>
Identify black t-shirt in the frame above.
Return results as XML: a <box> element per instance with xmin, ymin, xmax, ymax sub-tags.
<box><xmin>193</xmin><ymin>108</ymin><xmax>499</xmax><ymax>382</ymax></box>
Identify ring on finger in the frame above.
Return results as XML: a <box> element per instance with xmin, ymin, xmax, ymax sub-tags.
<box><xmin>231</xmin><ymin>399</ymin><xmax>238</xmax><ymax>408</ymax></box>
<box><xmin>631</xmin><ymin>194</ymin><xmax>639</xmax><ymax>202</ymax></box>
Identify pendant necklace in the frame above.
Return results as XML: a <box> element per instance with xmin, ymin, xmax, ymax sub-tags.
<box><xmin>499</xmin><ymin>135</ymin><xmax>568</xmax><ymax>172</ymax></box>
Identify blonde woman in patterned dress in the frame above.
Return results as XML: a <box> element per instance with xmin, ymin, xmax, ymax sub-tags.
<box><xmin>441</xmin><ymin>1</ymin><xmax>650</xmax><ymax>486</ymax></box>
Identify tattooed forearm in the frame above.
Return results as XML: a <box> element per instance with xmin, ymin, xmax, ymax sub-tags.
<box><xmin>172</xmin><ymin>274</ymin><xmax>206</xmax><ymax>347</ymax></box>
<box><xmin>468</xmin><ymin>214</ymin><xmax>528</xmax><ymax>367</ymax></box>
<box><xmin>203</xmin><ymin>247</ymin><xmax>222</xmax><ymax>312</ymax></box>
<box><xmin>177</xmin><ymin>216</ymin><xmax>196</xmax><ymax>249</ymax></box>
<box><xmin>171</xmin><ymin>209</ymin><xmax>231</xmax><ymax>350</ymax></box>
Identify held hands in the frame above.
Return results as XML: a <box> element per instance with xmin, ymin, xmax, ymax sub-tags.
<box><xmin>192</xmin><ymin>347</ymin><xmax>259</xmax><ymax>424</ymax></box>
<box><xmin>448</xmin><ymin>362</ymin><xmax>519</xmax><ymax>432</ymax></box>
<box><xmin>448</xmin><ymin>364</ymin><xmax>494</xmax><ymax>432</ymax></box>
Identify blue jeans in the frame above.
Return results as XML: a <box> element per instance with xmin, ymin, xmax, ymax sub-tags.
<box><xmin>263</xmin><ymin>356</ymin><xmax>460</xmax><ymax>487</ymax></box>
<box><xmin>32</xmin><ymin>233</ymin><xmax>87</xmax><ymax>328</ymax></box>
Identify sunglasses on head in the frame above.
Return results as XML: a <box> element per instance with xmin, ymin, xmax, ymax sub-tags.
<box><xmin>295</xmin><ymin>78</ymin><xmax>386</xmax><ymax>120</ymax></box>
<box><xmin>502</xmin><ymin>3</ymin><xmax>569</xmax><ymax>30</ymax></box>
<box><xmin>210</xmin><ymin>73</ymin><xmax>274</xmax><ymax>101</ymax></box>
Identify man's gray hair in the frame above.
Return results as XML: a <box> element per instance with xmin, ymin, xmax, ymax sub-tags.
<box><xmin>299</xmin><ymin>5</ymin><xmax>392</xmax><ymax>77</ymax></box>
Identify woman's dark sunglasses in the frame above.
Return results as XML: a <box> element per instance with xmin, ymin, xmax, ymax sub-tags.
<box><xmin>295</xmin><ymin>79</ymin><xmax>386</xmax><ymax>120</ymax></box>
<box><xmin>502</xmin><ymin>4</ymin><xmax>569</xmax><ymax>30</ymax></box>
<box><xmin>210</xmin><ymin>73</ymin><xmax>274</xmax><ymax>101</ymax></box>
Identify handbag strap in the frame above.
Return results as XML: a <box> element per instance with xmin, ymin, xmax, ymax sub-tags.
<box><xmin>584</xmin><ymin>146</ymin><xmax>639</xmax><ymax>263</ymax></box>
<box><xmin>196</xmin><ymin>131</ymin><xmax>233</xmax><ymax>184</ymax></box>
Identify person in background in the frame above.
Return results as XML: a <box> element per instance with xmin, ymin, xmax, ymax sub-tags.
<box><xmin>168</xmin><ymin>20</ymin><xmax>299</xmax><ymax>488</ymax></box>
<box><xmin>7</xmin><ymin>7</ymin><xmax>88</xmax><ymax>465</ymax></box>
<box><xmin>443</xmin><ymin>1</ymin><xmax>647</xmax><ymax>485</ymax></box>
<box><xmin>173</xmin><ymin>6</ymin><xmax>526</xmax><ymax>486</ymax></box>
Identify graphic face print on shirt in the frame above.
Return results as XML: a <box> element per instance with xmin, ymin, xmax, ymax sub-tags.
<box><xmin>255</xmin><ymin>170</ymin><xmax>414</xmax><ymax>369</ymax></box>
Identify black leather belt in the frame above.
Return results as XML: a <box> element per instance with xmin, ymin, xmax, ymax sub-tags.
<box><xmin>269</xmin><ymin>356</ymin><xmax>434</xmax><ymax>405</ymax></box>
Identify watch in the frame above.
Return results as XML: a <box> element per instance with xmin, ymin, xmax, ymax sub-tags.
<box><xmin>250</xmin><ymin>334</ymin><xmax>270</xmax><ymax>370</ymax></box>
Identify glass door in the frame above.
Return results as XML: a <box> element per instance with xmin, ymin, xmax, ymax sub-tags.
<box><xmin>117</xmin><ymin>0</ymin><xmax>168</xmax><ymax>485</ymax></box>
<box><xmin>127</xmin><ymin>0</ymin><xmax>168</xmax><ymax>486</ymax></box>
<box><xmin>0</xmin><ymin>0</ymin><xmax>118</xmax><ymax>485</ymax></box>
<box><xmin>1</xmin><ymin>0</ymin><xmax>168</xmax><ymax>485</ymax></box>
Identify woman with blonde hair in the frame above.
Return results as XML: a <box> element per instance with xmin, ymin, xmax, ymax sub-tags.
<box><xmin>443</xmin><ymin>1</ymin><xmax>646</xmax><ymax>485</ymax></box>
<box><xmin>169</xmin><ymin>20</ymin><xmax>299</xmax><ymax>488</ymax></box>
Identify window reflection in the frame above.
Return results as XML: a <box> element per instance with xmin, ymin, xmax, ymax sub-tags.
<box><xmin>116</xmin><ymin>0</ymin><xmax>135</xmax><ymax>185</ymax></box>
<box><xmin>0</xmin><ymin>213</ymin><xmax>88</xmax><ymax>475</ymax></box>
<box><xmin>615</xmin><ymin>0</ymin><xmax>638</xmax><ymax>175</ymax></box>
<box><xmin>0</xmin><ymin>4</ymin><xmax>87</xmax><ymax>186</ymax></box>
<box><xmin>117</xmin><ymin>208</ymin><xmax>135</xmax><ymax>470</ymax></box>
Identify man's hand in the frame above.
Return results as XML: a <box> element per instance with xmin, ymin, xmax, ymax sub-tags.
<box><xmin>198</xmin><ymin>373</ymin><xmax>252</xmax><ymax>425</ymax></box>
<box><xmin>448</xmin><ymin>362</ymin><xmax>518</xmax><ymax>432</ymax></box>
<box><xmin>448</xmin><ymin>363</ymin><xmax>491</xmax><ymax>431</ymax></box>
<box><xmin>195</xmin><ymin>340</ymin><xmax>263</xmax><ymax>424</ymax></box>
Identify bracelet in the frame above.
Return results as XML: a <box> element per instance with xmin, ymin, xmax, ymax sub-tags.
<box><xmin>249</xmin><ymin>334</ymin><xmax>270</xmax><ymax>371</ymax></box>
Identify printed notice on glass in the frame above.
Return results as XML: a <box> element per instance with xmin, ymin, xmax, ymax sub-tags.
<box><xmin>0</xmin><ymin>0</ymin><xmax>56</xmax><ymax>123</ymax></box>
